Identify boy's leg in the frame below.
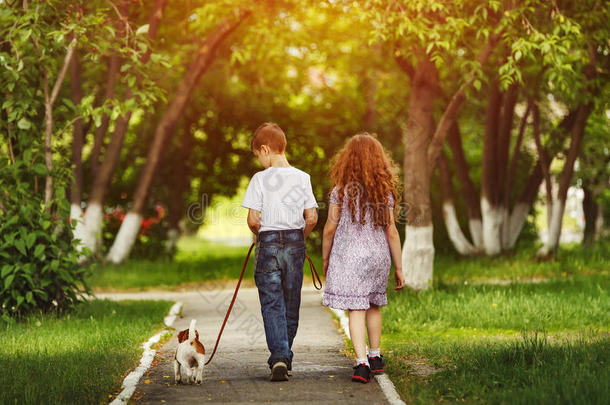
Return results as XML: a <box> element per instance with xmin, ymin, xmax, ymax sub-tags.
<box><xmin>254</xmin><ymin>245</ymin><xmax>291</xmax><ymax>368</ymax></box>
<box><xmin>282</xmin><ymin>243</ymin><xmax>305</xmax><ymax>365</ymax></box>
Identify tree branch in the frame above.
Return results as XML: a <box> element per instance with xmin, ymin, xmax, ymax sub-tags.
<box><xmin>426</xmin><ymin>30</ymin><xmax>503</xmax><ymax>174</ymax></box>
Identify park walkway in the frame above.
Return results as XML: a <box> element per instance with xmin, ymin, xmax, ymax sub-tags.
<box><xmin>97</xmin><ymin>286</ymin><xmax>389</xmax><ymax>404</ymax></box>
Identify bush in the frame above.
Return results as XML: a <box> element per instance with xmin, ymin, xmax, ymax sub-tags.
<box><xmin>0</xmin><ymin>159</ymin><xmax>91</xmax><ymax>319</ymax></box>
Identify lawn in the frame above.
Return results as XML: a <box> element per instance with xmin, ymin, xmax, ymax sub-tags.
<box><xmin>89</xmin><ymin>236</ymin><xmax>323</xmax><ymax>290</ymax></box>
<box><xmin>0</xmin><ymin>299</ymin><xmax>173</xmax><ymax>405</ymax></box>
<box><xmin>381</xmin><ymin>242</ymin><xmax>610</xmax><ymax>404</ymax></box>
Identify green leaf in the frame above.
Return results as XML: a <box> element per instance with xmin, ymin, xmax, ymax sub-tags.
<box><xmin>4</xmin><ymin>274</ymin><xmax>15</xmax><ymax>290</ymax></box>
<box><xmin>136</xmin><ymin>24</ymin><xmax>149</xmax><ymax>35</ymax></box>
<box><xmin>514</xmin><ymin>50</ymin><xmax>522</xmax><ymax>61</ymax></box>
<box><xmin>25</xmin><ymin>291</ymin><xmax>34</xmax><ymax>304</ymax></box>
<box><xmin>15</xmin><ymin>239</ymin><xmax>26</xmax><ymax>255</ymax></box>
<box><xmin>34</xmin><ymin>244</ymin><xmax>45</xmax><ymax>258</ymax></box>
<box><xmin>17</xmin><ymin>118</ymin><xmax>32</xmax><ymax>130</ymax></box>
<box><xmin>1</xmin><ymin>265</ymin><xmax>12</xmax><ymax>278</ymax></box>
<box><xmin>25</xmin><ymin>233</ymin><xmax>36</xmax><ymax>249</ymax></box>
<box><xmin>473</xmin><ymin>79</ymin><xmax>482</xmax><ymax>91</ymax></box>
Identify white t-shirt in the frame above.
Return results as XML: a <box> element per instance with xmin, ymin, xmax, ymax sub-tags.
<box><xmin>242</xmin><ymin>167</ymin><xmax>318</xmax><ymax>233</ymax></box>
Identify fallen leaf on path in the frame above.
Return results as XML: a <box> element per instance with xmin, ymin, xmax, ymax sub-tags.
<box><xmin>144</xmin><ymin>379</ymin><xmax>151</xmax><ymax>384</ymax></box>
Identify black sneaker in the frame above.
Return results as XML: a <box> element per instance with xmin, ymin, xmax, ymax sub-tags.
<box><xmin>352</xmin><ymin>363</ymin><xmax>371</xmax><ymax>384</ymax></box>
<box><xmin>287</xmin><ymin>362</ymin><xmax>292</xmax><ymax>377</ymax></box>
<box><xmin>368</xmin><ymin>355</ymin><xmax>386</xmax><ymax>375</ymax></box>
<box><xmin>270</xmin><ymin>361</ymin><xmax>288</xmax><ymax>381</ymax></box>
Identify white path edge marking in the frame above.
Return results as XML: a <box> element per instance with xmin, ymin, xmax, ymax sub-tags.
<box><xmin>109</xmin><ymin>301</ymin><xmax>183</xmax><ymax>405</ymax></box>
<box><xmin>329</xmin><ymin>307</ymin><xmax>406</xmax><ymax>405</ymax></box>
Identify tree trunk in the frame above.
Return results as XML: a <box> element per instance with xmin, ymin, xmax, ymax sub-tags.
<box><xmin>505</xmin><ymin>107</ymin><xmax>579</xmax><ymax>249</ymax></box>
<box><xmin>502</xmin><ymin>99</ymin><xmax>531</xmax><ymax>248</ymax></box>
<box><xmin>90</xmin><ymin>53</ymin><xmax>121</xmax><ymax>178</ymax></box>
<box><xmin>538</xmin><ymin>104</ymin><xmax>593</xmax><ymax>258</ymax></box>
<box><xmin>438</xmin><ymin>152</ymin><xmax>478</xmax><ymax>255</ymax></box>
<box><xmin>496</xmin><ymin>84</ymin><xmax>518</xmax><ymax>248</ymax></box>
<box><xmin>480</xmin><ymin>83</ymin><xmax>503</xmax><ymax>255</ymax></box>
<box><xmin>82</xmin><ymin>0</ymin><xmax>168</xmax><ymax>254</ymax></box>
<box><xmin>400</xmin><ymin>55</ymin><xmax>438</xmax><ymax>290</ymax></box>
<box><xmin>531</xmin><ymin>103</ymin><xmax>554</xmax><ymax>228</ymax></box>
<box><xmin>68</xmin><ymin>52</ymin><xmax>86</xmax><ymax>247</ymax></box>
<box><xmin>166</xmin><ymin>116</ymin><xmax>196</xmax><ymax>253</ymax></box>
<box><xmin>582</xmin><ymin>186</ymin><xmax>598</xmax><ymax>245</ymax></box>
<box><xmin>41</xmin><ymin>37</ymin><xmax>77</xmax><ymax>209</ymax></box>
<box><xmin>447</xmin><ymin>121</ymin><xmax>483</xmax><ymax>248</ymax></box>
<box><xmin>426</xmin><ymin>31</ymin><xmax>502</xmax><ymax>173</ymax></box>
<box><xmin>107</xmin><ymin>10</ymin><xmax>251</xmax><ymax>263</ymax></box>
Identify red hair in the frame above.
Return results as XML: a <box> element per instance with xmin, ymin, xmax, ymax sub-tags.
<box><xmin>330</xmin><ymin>133</ymin><xmax>400</xmax><ymax>228</ymax></box>
<box><xmin>251</xmin><ymin>122</ymin><xmax>287</xmax><ymax>153</ymax></box>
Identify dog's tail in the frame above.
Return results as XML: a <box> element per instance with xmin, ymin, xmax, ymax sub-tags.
<box><xmin>188</xmin><ymin>319</ymin><xmax>197</xmax><ymax>342</ymax></box>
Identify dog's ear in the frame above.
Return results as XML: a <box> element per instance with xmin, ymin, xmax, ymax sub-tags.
<box><xmin>195</xmin><ymin>330</ymin><xmax>199</xmax><ymax>339</ymax></box>
<box><xmin>177</xmin><ymin>329</ymin><xmax>188</xmax><ymax>343</ymax></box>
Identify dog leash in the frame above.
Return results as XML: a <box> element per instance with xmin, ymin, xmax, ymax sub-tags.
<box><xmin>205</xmin><ymin>243</ymin><xmax>322</xmax><ymax>365</ymax></box>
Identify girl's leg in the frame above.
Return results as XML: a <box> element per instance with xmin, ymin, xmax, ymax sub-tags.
<box><xmin>348</xmin><ymin>309</ymin><xmax>367</xmax><ymax>360</ymax></box>
<box><xmin>365</xmin><ymin>304</ymin><xmax>382</xmax><ymax>352</ymax></box>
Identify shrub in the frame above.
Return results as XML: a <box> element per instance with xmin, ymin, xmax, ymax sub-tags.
<box><xmin>0</xmin><ymin>159</ymin><xmax>91</xmax><ymax>319</ymax></box>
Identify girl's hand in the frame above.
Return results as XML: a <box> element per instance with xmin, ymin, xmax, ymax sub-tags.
<box><xmin>394</xmin><ymin>268</ymin><xmax>405</xmax><ymax>290</ymax></box>
<box><xmin>323</xmin><ymin>259</ymin><xmax>329</xmax><ymax>276</ymax></box>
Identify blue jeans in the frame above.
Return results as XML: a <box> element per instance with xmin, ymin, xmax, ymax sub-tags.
<box><xmin>254</xmin><ymin>229</ymin><xmax>306</xmax><ymax>368</ymax></box>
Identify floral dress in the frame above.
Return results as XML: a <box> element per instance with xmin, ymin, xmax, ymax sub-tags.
<box><xmin>322</xmin><ymin>187</ymin><xmax>393</xmax><ymax>310</ymax></box>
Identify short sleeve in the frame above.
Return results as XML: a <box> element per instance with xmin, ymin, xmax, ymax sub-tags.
<box><xmin>241</xmin><ymin>175</ymin><xmax>263</xmax><ymax>211</ymax></box>
<box><xmin>329</xmin><ymin>186</ymin><xmax>341</xmax><ymax>205</ymax></box>
<box><xmin>303</xmin><ymin>174</ymin><xmax>318</xmax><ymax>209</ymax></box>
<box><xmin>388</xmin><ymin>193</ymin><xmax>395</xmax><ymax>210</ymax></box>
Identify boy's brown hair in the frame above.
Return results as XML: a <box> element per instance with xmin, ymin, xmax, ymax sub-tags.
<box><xmin>251</xmin><ymin>122</ymin><xmax>287</xmax><ymax>153</ymax></box>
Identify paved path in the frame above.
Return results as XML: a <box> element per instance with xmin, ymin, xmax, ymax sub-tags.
<box><xmin>97</xmin><ymin>286</ymin><xmax>388</xmax><ymax>404</ymax></box>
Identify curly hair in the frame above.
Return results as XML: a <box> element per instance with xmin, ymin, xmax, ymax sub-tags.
<box><xmin>330</xmin><ymin>133</ymin><xmax>400</xmax><ymax>228</ymax></box>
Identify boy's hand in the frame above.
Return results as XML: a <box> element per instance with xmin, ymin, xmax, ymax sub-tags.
<box><xmin>394</xmin><ymin>268</ymin><xmax>405</xmax><ymax>290</ymax></box>
<box><xmin>323</xmin><ymin>259</ymin><xmax>329</xmax><ymax>276</ymax></box>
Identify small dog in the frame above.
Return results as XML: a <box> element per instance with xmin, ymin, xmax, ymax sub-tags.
<box><xmin>174</xmin><ymin>319</ymin><xmax>206</xmax><ymax>384</ymax></box>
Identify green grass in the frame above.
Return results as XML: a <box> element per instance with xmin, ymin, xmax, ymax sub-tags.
<box><xmin>0</xmin><ymin>299</ymin><xmax>173</xmax><ymax>405</ymax></box>
<box><xmin>89</xmin><ymin>237</ymin><xmax>256</xmax><ymax>289</ymax></box>
<box><xmin>435</xmin><ymin>242</ymin><xmax>610</xmax><ymax>284</ymax></box>
<box><xmin>89</xmin><ymin>236</ymin><xmax>324</xmax><ymax>290</ymax></box>
<box><xmin>382</xmin><ymin>270</ymin><xmax>610</xmax><ymax>404</ymax></box>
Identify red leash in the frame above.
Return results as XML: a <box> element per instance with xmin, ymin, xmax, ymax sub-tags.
<box><xmin>205</xmin><ymin>243</ymin><xmax>322</xmax><ymax>365</ymax></box>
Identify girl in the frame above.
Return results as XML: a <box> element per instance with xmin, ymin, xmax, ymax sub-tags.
<box><xmin>322</xmin><ymin>133</ymin><xmax>405</xmax><ymax>384</ymax></box>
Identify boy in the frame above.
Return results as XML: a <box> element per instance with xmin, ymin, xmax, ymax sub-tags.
<box><xmin>241</xmin><ymin>123</ymin><xmax>318</xmax><ymax>381</ymax></box>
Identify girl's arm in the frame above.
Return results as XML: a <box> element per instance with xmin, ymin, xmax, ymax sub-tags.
<box><xmin>322</xmin><ymin>203</ymin><xmax>341</xmax><ymax>275</ymax></box>
<box><xmin>385</xmin><ymin>210</ymin><xmax>405</xmax><ymax>290</ymax></box>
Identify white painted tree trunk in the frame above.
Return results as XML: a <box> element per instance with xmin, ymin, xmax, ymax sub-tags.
<box><xmin>82</xmin><ymin>202</ymin><xmax>104</xmax><ymax>254</ymax></box>
<box><xmin>506</xmin><ymin>202</ymin><xmax>530</xmax><ymax>249</ymax></box>
<box><xmin>106</xmin><ymin>212</ymin><xmax>142</xmax><ymax>264</ymax></box>
<box><xmin>481</xmin><ymin>198</ymin><xmax>503</xmax><ymax>255</ymax></box>
<box><xmin>500</xmin><ymin>207</ymin><xmax>511</xmax><ymax>250</ymax></box>
<box><xmin>468</xmin><ymin>218</ymin><xmax>483</xmax><ymax>249</ymax></box>
<box><xmin>70</xmin><ymin>204</ymin><xmax>86</xmax><ymax>252</ymax></box>
<box><xmin>442</xmin><ymin>202</ymin><xmax>478</xmax><ymax>255</ymax></box>
<box><xmin>537</xmin><ymin>199</ymin><xmax>565</xmax><ymax>257</ymax></box>
<box><xmin>166</xmin><ymin>228</ymin><xmax>180</xmax><ymax>253</ymax></box>
<box><xmin>402</xmin><ymin>225</ymin><xmax>434</xmax><ymax>290</ymax></box>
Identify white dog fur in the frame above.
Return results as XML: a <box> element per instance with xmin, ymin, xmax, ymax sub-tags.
<box><xmin>174</xmin><ymin>319</ymin><xmax>206</xmax><ymax>384</ymax></box>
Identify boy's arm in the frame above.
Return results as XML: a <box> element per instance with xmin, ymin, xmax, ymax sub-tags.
<box><xmin>247</xmin><ymin>209</ymin><xmax>261</xmax><ymax>235</ymax></box>
<box><xmin>303</xmin><ymin>207</ymin><xmax>318</xmax><ymax>238</ymax></box>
